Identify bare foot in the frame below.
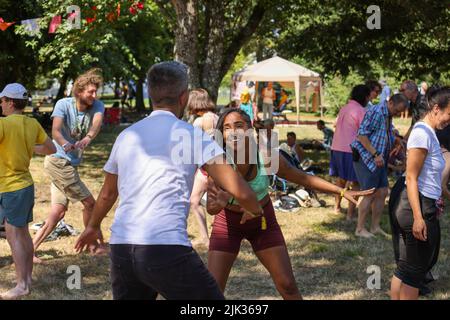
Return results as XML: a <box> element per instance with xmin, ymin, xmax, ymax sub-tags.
<box><xmin>0</xmin><ymin>285</ymin><xmax>30</xmax><ymax>300</ymax></box>
<box><xmin>33</xmin><ymin>255</ymin><xmax>43</xmax><ymax>264</ymax></box>
<box><xmin>355</xmin><ymin>229</ymin><xmax>374</xmax><ymax>238</ymax></box>
<box><xmin>334</xmin><ymin>207</ymin><xmax>342</xmax><ymax>214</ymax></box>
<box><xmin>371</xmin><ymin>228</ymin><xmax>389</xmax><ymax>237</ymax></box>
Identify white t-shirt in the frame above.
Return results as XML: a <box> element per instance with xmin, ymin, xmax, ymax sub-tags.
<box><xmin>407</xmin><ymin>122</ymin><xmax>445</xmax><ymax>199</ymax></box>
<box><xmin>104</xmin><ymin>110</ymin><xmax>224</xmax><ymax>245</ymax></box>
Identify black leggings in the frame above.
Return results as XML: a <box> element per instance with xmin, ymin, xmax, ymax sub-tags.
<box><xmin>388</xmin><ymin>177</ymin><xmax>441</xmax><ymax>289</ymax></box>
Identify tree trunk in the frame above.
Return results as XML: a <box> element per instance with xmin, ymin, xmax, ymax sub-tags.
<box><xmin>204</xmin><ymin>2</ymin><xmax>266</xmax><ymax>103</ymax></box>
<box><xmin>54</xmin><ymin>73</ymin><xmax>69</xmax><ymax>110</ymax></box>
<box><xmin>160</xmin><ymin>1</ymin><xmax>266</xmax><ymax>104</ymax></box>
<box><xmin>200</xmin><ymin>1</ymin><xmax>225</xmax><ymax>103</ymax></box>
<box><xmin>114</xmin><ymin>78</ymin><xmax>120</xmax><ymax>99</ymax></box>
<box><xmin>135</xmin><ymin>77</ymin><xmax>145</xmax><ymax>113</ymax></box>
<box><xmin>171</xmin><ymin>0</ymin><xmax>201</xmax><ymax>88</ymax></box>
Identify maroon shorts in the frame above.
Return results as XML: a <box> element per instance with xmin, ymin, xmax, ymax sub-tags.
<box><xmin>209</xmin><ymin>201</ymin><xmax>286</xmax><ymax>254</ymax></box>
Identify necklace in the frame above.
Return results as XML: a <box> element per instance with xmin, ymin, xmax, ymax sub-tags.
<box><xmin>71</xmin><ymin>99</ymin><xmax>87</xmax><ymax>140</ymax></box>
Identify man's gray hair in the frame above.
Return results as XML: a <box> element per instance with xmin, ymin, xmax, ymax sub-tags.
<box><xmin>147</xmin><ymin>61</ymin><xmax>189</xmax><ymax>106</ymax></box>
<box><xmin>402</xmin><ymin>80</ymin><xmax>418</xmax><ymax>92</ymax></box>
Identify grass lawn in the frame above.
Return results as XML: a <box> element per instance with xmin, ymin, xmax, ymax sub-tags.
<box><xmin>0</xmin><ymin>117</ymin><xmax>449</xmax><ymax>300</ymax></box>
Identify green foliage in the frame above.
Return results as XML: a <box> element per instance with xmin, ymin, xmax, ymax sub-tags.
<box><xmin>276</xmin><ymin>0</ymin><xmax>449</xmax><ymax>82</ymax></box>
<box><xmin>5</xmin><ymin>0</ymin><xmax>171</xmax><ymax>96</ymax></box>
<box><xmin>323</xmin><ymin>73</ymin><xmax>364</xmax><ymax>116</ymax></box>
<box><xmin>0</xmin><ymin>0</ymin><xmax>40</xmax><ymax>88</ymax></box>
<box><xmin>220</xmin><ymin>51</ymin><xmax>255</xmax><ymax>89</ymax></box>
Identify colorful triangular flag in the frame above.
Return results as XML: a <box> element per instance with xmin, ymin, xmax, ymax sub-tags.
<box><xmin>21</xmin><ymin>18</ymin><xmax>40</xmax><ymax>36</ymax></box>
<box><xmin>86</xmin><ymin>6</ymin><xmax>97</xmax><ymax>24</ymax></box>
<box><xmin>0</xmin><ymin>18</ymin><xmax>15</xmax><ymax>31</ymax></box>
<box><xmin>49</xmin><ymin>15</ymin><xmax>62</xmax><ymax>34</ymax></box>
<box><xmin>107</xmin><ymin>3</ymin><xmax>121</xmax><ymax>22</ymax></box>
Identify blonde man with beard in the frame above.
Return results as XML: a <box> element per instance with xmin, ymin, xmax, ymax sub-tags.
<box><xmin>32</xmin><ymin>69</ymin><xmax>107</xmax><ymax>263</ymax></box>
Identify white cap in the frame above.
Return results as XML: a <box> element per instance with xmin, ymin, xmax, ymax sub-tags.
<box><xmin>0</xmin><ymin>83</ymin><xmax>28</xmax><ymax>99</ymax></box>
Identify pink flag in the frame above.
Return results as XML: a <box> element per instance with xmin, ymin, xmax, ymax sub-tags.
<box><xmin>49</xmin><ymin>15</ymin><xmax>61</xmax><ymax>34</ymax></box>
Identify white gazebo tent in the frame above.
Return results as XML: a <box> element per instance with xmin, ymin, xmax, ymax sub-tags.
<box><xmin>232</xmin><ymin>56</ymin><xmax>323</xmax><ymax>124</ymax></box>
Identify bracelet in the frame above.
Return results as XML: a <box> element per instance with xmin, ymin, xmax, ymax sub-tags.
<box><xmin>340</xmin><ymin>188</ymin><xmax>347</xmax><ymax>198</ymax></box>
<box><xmin>86</xmin><ymin>134</ymin><xmax>93</xmax><ymax>139</ymax></box>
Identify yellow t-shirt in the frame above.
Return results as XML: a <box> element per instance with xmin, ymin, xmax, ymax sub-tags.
<box><xmin>0</xmin><ymin>114</ymin><xmax>48</xmax><ymax>193</ymax></box>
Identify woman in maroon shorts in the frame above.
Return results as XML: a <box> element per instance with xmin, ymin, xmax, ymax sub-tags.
<box><xmin>206</xmin><ymin>109</ymin><xmax>374</xmax><ymax>299</ymax></box>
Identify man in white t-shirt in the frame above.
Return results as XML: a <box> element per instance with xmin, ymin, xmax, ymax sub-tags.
<box><xmin>74</xmin><ymin>61</ymin><xmax>263</xmax><ymax>300</ymax></box>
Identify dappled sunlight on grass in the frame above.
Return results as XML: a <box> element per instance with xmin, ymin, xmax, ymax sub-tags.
<box><xmin>0</xmin><ymin>120</ymin><xmax>448</xmax><ymax>300</ymax></box>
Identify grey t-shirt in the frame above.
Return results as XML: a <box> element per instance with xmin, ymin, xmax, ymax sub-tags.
<box><xmin>50</xmin><ymin>97</ymin><xmax>104</xmax><ymax>166</ymax></box>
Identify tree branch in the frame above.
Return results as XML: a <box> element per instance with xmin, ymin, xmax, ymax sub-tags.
<box><xmin>220</xmin><ymin>3</ymin><xmax>266</xmax><ymax>78</ymax></box>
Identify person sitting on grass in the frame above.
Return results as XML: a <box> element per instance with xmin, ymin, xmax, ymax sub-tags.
<box><xmin>0</xmin><ymin>83</ymin><xmax>56</xmax><ymax>300</ymax></box>
<box><xmin>279</xmin><ymin>131</ymin><xmax>304</xmax><ymax>164</ymax></box>
<box><xmin>313</xmin><ymin>120</ymin><xmax>334</xmax><ymax>151</ymax></box>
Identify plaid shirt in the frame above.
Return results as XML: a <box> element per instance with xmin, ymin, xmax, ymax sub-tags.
<box><xmin>351</xmin><ymin>101</ymin><xmax>395</xmax><ymax>172</ymax></box>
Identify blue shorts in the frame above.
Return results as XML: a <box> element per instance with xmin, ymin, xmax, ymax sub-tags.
<box><xmin>353</xmin><ymin>159</ymin><xmax>388</xmax><ymax>190</ymax></box>
<box><xmin>330</xmin><ymin>150</ymin><xmax>358</xmax><ymax>182</ymax></box>
<box><xmin>0</xmin><ymin>184</ymin><xmax>34</xmax><ymax>227</ymax></box>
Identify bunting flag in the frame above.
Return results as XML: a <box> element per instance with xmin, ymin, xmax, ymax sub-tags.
<box><xmin>0</xmin><ymin>2</ymin><xmax>144</xmax><ymax>33</ymax></box>
<box><xmin>86</xmin><ymin>6</ymin><xmax>97</xmax><ymax>24</ymax></box>
<box><xmin>129</xmin><ymin>1</ymin><xmax>144</xmax><ymax>15</ymax></box>
<box><xmin>49</xmin><ymin>15</ymin><xmax>62</xmax><ymax>34</ymax></box>
<box><xmin>22</xmin><ymin>18</ymin><xmax>40</xmax><ymax>36</ymax></box>
<box><xmin>129</xmin><ymin>6</ymin><xmax>137</xmax><ymax>15</ymax></box>
<box><xmin>136</xmin><ymin>2</ymin><xmax>144</xmax><ymax>10</ymax></box>
<box><xmin>107</xmin><ymin>3</ymin><xmax>121</xmax><ymax>22</ymax></box>
<box><xmin>0</xmin><ymin>18</ymin><xmax>15</xmax><ymax>31</ymax></box>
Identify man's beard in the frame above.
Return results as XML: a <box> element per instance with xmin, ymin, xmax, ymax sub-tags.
<box><xmin>79</xmin><ymin>96</ymin><xmax>94</xmax><ymax>109</ymax></box>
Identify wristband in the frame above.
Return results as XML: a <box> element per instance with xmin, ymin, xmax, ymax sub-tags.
<box><xmin>372</xmin><ymin>150</ymin><xmax>380</xmax><ymax>157</ymax></box>
<box><xmin>340</xmin><ymin>188</ymin><xmax>347</xmax><ymax>198</ymax></box>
